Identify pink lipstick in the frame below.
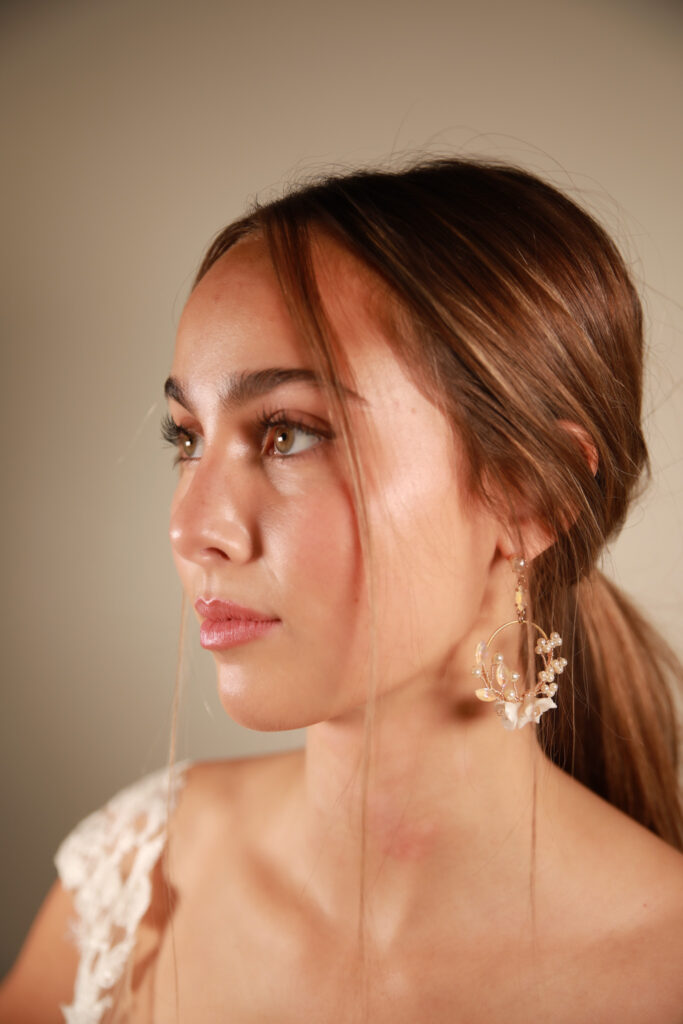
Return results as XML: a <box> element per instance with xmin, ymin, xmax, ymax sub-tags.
<box><xmin>194</xmin><ymin>598</ymin><xmax>279</xmax><ymax>651</ymax></box>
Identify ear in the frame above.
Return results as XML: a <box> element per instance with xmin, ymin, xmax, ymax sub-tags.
<box><xmin>557</xmin><ymin>419</ymin><xmax>599</xmax><ymax>476</ymax></box>
<box><xmin>495</xmin><ymin>419</ymin><xmax>598</xmax><ymax>563</ymax></box>
<box><xmin>496</xmin><ymin>516</ymin><xmax>555</xmax><ymax>565</ymax></box>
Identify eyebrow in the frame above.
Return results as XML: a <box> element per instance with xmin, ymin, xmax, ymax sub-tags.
<box><xmin>163</xmin><ymin>368</ymin><xmax>365</xmax><ymax>413</ymax></box>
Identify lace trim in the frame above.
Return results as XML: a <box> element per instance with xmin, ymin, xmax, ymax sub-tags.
<box><xmin>55</xmin><ymin>762</ymin><xmax>190</xmax><ymax>1024</ymax></box>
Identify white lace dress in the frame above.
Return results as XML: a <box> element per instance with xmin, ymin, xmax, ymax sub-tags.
<box><xmin>54</xmin><ymin>762</ymin><xmax>190</xmax><ymax>1024</ymax></box>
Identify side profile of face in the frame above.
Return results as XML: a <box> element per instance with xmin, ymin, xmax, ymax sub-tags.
<box><xmin>167</xmin><ymin>234</ymin><xmax>506</xmax><ymax>730</ymax></box>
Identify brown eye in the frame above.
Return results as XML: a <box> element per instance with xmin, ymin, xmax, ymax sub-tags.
<box><xmin>177</xmin><ymin>429</ymin><xmax>203</xmax><ymax>461</ymax></box>
<box><xmin>264</xmin><ymin>421</ymin><xmax>323</xmax><ymax>458</ymax></box>
<box><xmin>182</xmin><ymin>434</ymin><xmax>198</xmax><ymax>457</ymax></box>
<box><xmin>273</xmin><ymin>427</ymin><xmax>295</xmax><ymax>455</ymax></box>
<box><xmin>160</xmin><ymin>415</ymin><xmax>204</xmax><ymax>464</ymax></box>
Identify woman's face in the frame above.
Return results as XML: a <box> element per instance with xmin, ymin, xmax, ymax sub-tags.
<box><xmin>167</xmin><ymin>235</ymin><xmax>504</xmax><ymax>730</ymax></box>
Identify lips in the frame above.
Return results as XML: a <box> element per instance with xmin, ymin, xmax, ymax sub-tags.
<box><xmin>194</xmin><ymin>597</ymin><xmax>280</xmax><ymax>650</ymax></box>
<box><xmin>195</xmin><ymin>597</ymin><xmax>277</xmax><ymax>622</ymax></box>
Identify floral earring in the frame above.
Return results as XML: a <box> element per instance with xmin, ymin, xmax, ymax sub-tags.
<box><xmin>472</xmin><ymin>556</ymin><xmax>566</xmax><ymax>730</ymax></box>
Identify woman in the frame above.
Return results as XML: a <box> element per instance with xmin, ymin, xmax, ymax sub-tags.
<box><xmin>2</xmin><ymin>158</ymin><xmax>683</xmax><ymax>1023</ymax></box>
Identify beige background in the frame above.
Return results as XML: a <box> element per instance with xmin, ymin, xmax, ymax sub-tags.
<box><xmin>1</xmin><ymin>0</ymin><xmax>681</xmax><ymax>974</ymax></box>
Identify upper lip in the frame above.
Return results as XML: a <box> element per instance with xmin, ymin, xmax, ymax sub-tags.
<box><xmin>194</xmin><ymin>597</ymin><xmax>279</xmax><ymax>622</ymax></box>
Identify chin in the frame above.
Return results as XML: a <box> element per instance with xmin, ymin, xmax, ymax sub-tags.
<box><xmin>216</xmin><ymin>672</ymin><xmax>333</xmax><ymax>732</ymax></box>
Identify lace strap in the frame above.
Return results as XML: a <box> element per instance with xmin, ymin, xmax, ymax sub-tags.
<box><xmin>55</xmin><ymin>761</ymin><xmax>190</xmax><ymax>1024</ymax></box>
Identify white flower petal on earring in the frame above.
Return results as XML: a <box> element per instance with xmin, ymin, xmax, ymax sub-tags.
<box><xmin>496</xmin><ymin>693</ymin><xmax>557</xmax><ymax>730</ymax></box>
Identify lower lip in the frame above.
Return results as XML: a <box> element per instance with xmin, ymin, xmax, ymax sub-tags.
<box><xmin>199</xmin><ymin>618</ymin><xmax>278</xmax><ymax>651</ymax></box>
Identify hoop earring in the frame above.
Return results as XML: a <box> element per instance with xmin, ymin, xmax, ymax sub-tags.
<box><xmin>472</xmin><ymin>556</ymin><xmax>566</xmax><ymax>730</ymax></box>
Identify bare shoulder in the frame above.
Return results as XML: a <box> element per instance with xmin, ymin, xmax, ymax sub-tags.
<box><xmin>593</xmin><ymin>824</ymin><xmax>683</xmax><ymax>1024</ymax></box>
<box><xmin>542</xmin><ymin>770</ymin><xmax>683</xmax><ymax>1022</ymax></box>
<box><xmin>610</xmin><ymin>810</ymin><xmax>683</xmax><ymax>996</ymax></box>
<box><xmin>175</xmin><ymin>747</ymin><xmax>304</xmax><ymax>817</ymax></box>
<box><xmin>556</xmin><ymin>770</ymin><xmax>683</xmax><ymax>902</ymax></box>
<box><xmin>0</xmin><ymin>754</ymin><xmax>304</xmax><ymax>1024</ymax></box>
<box><xmin>169</xmin><ymin>749</ymin><xmax>304</xmax><ymax>869</ymax></box>
<box><xmin>0</xmin><ymin>879</ymin><xmax>79</xmax><ymax>1024</ymax></box>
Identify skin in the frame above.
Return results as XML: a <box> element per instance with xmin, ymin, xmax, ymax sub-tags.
<box><xmin>168</xmin><ymin>235</ymin><xmax>507</xmax><ymax>733</ymax></box>
<box><xmin>2</xmin><ymin>235</ymin><xmax>683</xmax><ymax>1023</ymax></box>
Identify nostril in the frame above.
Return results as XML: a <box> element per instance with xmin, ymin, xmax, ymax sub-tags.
<box><xmin>202</xmin><ymin>546</ymin><xmax>230</xmax><ymax>561</ymax></box>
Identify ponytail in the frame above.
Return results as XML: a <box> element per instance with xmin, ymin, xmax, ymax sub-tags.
<box><xmin>196</xmin><ymin>156</ymin><xmax>683</xmax><ymax>849</ymax></box>
<box><xmin>538</xmin><ymin>569</ymin><xmax>683</xmax><ymax>849</ymax></box>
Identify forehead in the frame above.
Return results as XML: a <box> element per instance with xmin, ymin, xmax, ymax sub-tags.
<box><xmin>177</xmin><ymin>238</ymin><xmax>300</xmax><ymax>367</ymax></box>
<box><xmin>173</xmin><ymin>234</ymin><xmax>466</xmax><ymax>504</ymax></box>
<box><xmin>174</xmin><ymin>233</ymin><xmax>402</xmax><ymax>386</ymax></box>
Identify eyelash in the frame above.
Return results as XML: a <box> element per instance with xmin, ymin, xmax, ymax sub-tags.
<box><xmin>160</xmin><ymin>410</ymin><xmax>332</xmax><ymax>466</ymax></box>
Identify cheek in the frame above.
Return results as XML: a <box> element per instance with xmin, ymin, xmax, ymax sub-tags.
<box><xmin>364</xmin><ymin>457</ymin><xmax>494</xmax><ymax>685</ymax></box>
<box><xmin>263</xmin><ymin>481</ymin><xmax>364</xmax><ymax>629</ymax></box>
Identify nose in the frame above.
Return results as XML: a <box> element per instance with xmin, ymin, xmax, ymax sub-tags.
<box><xmin>169</xmin><ymin>456</ymin><xmax>256</xmax><ymax>567</ymax></box>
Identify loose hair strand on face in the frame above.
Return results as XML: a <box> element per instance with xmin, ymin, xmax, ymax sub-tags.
<box><xmin>192</xmin><ymin>160</ymin><xmax>683</xmax><ymax>993</ymax></box>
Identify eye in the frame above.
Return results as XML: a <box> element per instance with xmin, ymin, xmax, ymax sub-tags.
<box><xmin>178</xmin><ymin>431</ymin><xmax>204</xmax><ymax>460</ymax></box>
<box><xmin>161</xmin><ymin>414</ymin><xmax>204</xmax><ymax>463</ymax></box>
<box><xmin>263</xmin><ymin>420</ymin><xmax>325</xmax><ymax>458</ymax></box>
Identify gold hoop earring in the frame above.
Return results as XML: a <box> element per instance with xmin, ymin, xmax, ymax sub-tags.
<box><xmin>472</xmin><ymin>556</ymin><xmax>566</xmax><ymax>730</ymax></box>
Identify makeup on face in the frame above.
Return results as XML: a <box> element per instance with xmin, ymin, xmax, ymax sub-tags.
<box><xmin>195</xmin><ymin>597</ymin><xmax>281</xmax><ymax>651</ymax></box>
<box><xmin>165</xmin><ymin>236</ymin><xmax>502</xmax><ymax>732</ymax></box>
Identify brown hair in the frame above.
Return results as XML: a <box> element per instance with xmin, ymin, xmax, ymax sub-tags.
<box><xmin>194</xmin><ymin>157</ymin><xmax>683</xmax><ymax>849</ymax></box>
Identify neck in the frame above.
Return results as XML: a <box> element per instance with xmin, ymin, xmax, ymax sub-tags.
<box><xmin>287</xmin><ymin>667</ymin><xmax>558</xmax><ymax>947</ymax></box>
